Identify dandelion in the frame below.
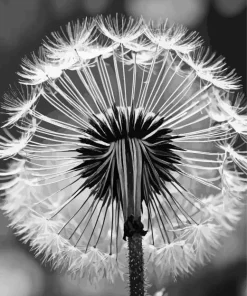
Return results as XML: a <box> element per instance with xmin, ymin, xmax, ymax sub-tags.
<box><xmin>0</xmin><ymin>15</ymin><xmax>246</xmax><ymax>296</ymax></box>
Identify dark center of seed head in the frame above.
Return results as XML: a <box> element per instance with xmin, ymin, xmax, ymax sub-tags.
<box><xmin>76</xmin><ymin>106</ymin><xmax>183</xmax><ymax>239</ymax></box>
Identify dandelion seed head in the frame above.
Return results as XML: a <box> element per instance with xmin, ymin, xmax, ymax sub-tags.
<box><xmin>0</xmin><ymin>15</ymin><xmax>246</xmax><ymax>283</ymax></box>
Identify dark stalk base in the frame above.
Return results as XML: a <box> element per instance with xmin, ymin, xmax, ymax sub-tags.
<box><xmin>128</xmin><ymin>233</ymin><xmax>145</xmax><ymax>296</ymax></box>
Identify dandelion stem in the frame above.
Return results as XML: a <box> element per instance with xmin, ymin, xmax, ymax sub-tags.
<box><xmin>122</xmin><ymin>136</ymin><xmax>147</xmax><ymax>295</ymax></box>
<box><xmin>128</xmin><ymin>232</ymin><xmax>146</xmax><ymax>296</ymax></box>
<box><xmin>124</xmin><ymin>214</ymin><xmax>147</xmax><ymax>295</ymax></box>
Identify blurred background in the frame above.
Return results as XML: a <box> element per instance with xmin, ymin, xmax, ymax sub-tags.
<box><xmin>0</xmin><ymin>0</ymin><xmax>246</xmax><ymax>295</ymax></box>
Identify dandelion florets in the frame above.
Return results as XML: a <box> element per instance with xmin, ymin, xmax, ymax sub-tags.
<box><xmin>0</xmin><ymin>15</ymin><xmax>246</xmax><ymax>285</ymax></box>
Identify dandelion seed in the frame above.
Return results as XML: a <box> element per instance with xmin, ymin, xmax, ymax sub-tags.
<box><xmin>0</xmin><ymin>15</ymin><xmax>246</xmax><ymax>295</ymax></box>
<box><xmin>0</xmin><ymin>126</ymin><xmax>35</xmax><ymax>159</ymax></box>
<box><xmin>145</xmin><ymin>19</ymin><xmax>202</xmax><ymax>54</ymax></box>
<box><xmin>97</xmin><ymin>14</ymin><xmax>144</xmax><ymax>44</ymax></box>
<box><xmin>43</xmin><ymin>18</ymin><xmax>96</xmax><ymax>64</ymax></box>
<box><xmin>18</xmin><ymin>48</ymin><xmax>64</xmax><ymax>85</ymax></box>
<box><xmin>180</xmin><ymin>48</ymin><xmax>241</xmax><ymax>90</ymax></box>
<box><xmin>155</xmin><ymin>241</ymin><xmax>194</xmax><ymax>278</ymax></box>
<box><xmin>1</xmin><ymin>85</ymin><xmax>43</xmax><ymax>128</ymax></box>
<box><xmin>179</xmin><ymin>223</ymin><xmax>222</xmax><ymax>264</ymax></box>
